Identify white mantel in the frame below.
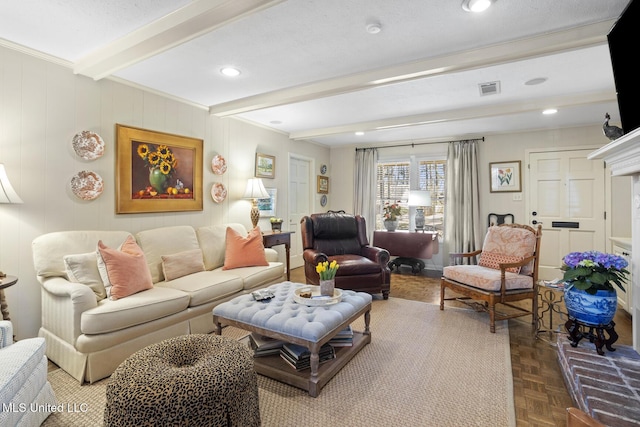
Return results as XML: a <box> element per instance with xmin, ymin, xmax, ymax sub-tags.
<box><xmin>589</xmin><ymin>127</ymin><xmax>640</xmax><ymax>351</ymax></box>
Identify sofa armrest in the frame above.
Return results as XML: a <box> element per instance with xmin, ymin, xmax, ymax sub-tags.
<box><xmin>361</xmin><ymin>246</ymin><xmax>390</xmax><ymax>267</ymax></box>
<box><xmin>264</xmin><ymin>248</ymin><xmax>279</xmax><ymax>263</ymax></box>
<box><xmin>0</xmin><ymin>320</ymin><xmax>13</xmax><ymax>348</ymax></box>
<box><xmin>40</xmin><ymin>276</ymin><xmax>98</xmax><ymax>344</ymax></box>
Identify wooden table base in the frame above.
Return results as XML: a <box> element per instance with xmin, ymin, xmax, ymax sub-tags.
<box><xmin>565</xmin><ymin>318</ymin><xmax>618</xmax><ymax>356</ymax></box>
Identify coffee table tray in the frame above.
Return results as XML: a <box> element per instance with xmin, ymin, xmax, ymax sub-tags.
<box><xmin>293</xmin><ymin>286</ymin><xmax>342</xmax><ymax>306</ymax></box>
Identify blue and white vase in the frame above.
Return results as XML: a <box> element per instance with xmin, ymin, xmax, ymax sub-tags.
<box><xmin>564</xmin><ymin>284</ymin><xmax>617</xmax><ymax>326</ymax></box>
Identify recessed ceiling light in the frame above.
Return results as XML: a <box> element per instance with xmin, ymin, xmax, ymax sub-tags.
<box><xmin>525</xmin><ymin>77</ymin><xmax>548</xmax><ymax>86</ymax></box>
<box><xmin>355</xmin><ymin>131</ymin><xmax>365</xmax><ymax>136</ymax></box>
<box><xmin>462</xmin><ymin>0</ymin><xmax>494</xmax><ymax>13</ymax></box>
<box><xmin>542</xmin><ymin>108</ymin><xmax>558</xmax><ymax>115</ymax></box>
<box><xmin>220</xmin><ymin>67</ymin><xmax>241</xmax><ymax>77</ymax></box>
<box><xmin>270</xmin><ymin>120</ymin><xmax>282</xmax><ymax>125</ymax></box>
<box><xmin>366</xmin><ymin>23</ymin><xmax>382</xmax><ymax>34</ymax></box>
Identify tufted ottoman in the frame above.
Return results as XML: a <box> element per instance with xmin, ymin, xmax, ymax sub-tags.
<box><xmin>103</xmin><ymin>334</ymin><xmax>260</xmax><ymax>427</ymax></box>
<box><xmin>213</xmin><ymin>281</ymin><xmax>372</xmax><ymax>397</ymax></box>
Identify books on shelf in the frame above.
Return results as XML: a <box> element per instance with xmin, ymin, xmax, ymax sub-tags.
<box><xmin>248</xmin><ymin>332</ymin><xmax>285</xmax><ymax>357</ymax></box>
<box><xmin>280</xmin><ymin>342</ymin><xmax>335</xmax><ymax>371</ymax></box>
<box><xmin>328</xmin><ymin>325</ymin><xmax>353</xmax><ymax>347</ymax></box>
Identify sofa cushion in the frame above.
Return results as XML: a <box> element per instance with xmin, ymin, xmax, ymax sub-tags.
<box><xmin>97</xmin><ymin>236</ymin><xmax>154</xmax><ymax>300</ymax></box>
<box><xmin>197</xmin><ymin>224</ymin><xmax>247</xmax><ymax>270</ymax></box>
<box><xmin>223</xmin><ymin>227</ymin><xmax>269</xmax><ymax>270</ymax></box>
<box><xmin>478</xmin><ymin>251</ymin><xmax>522</xmax><ymax>273</ymax></box>
<box><xmin>443</xmin><ymin>265</ymin><xmax>533</xmax><ymax>292</ymax></box>
<box><xmin>482</xmin><ymin>226</ymin><xmax>536</xmax><ymax>275</ymax></box>
<box><xmin>64</xmin><ymin>252</ymin><xmax>107</xmax><ymax>300</ymax></box>
<box><xmin>217</xmin><ymin>262</ymin><xmax>285</xmax><ymax>291</ymax></box>
<box><xmin>81</xmin><ymin>286</ymin><xmax>190</xmax><ymax>335</ymax></box>
<box><xmin>136</xmin><ymin>226</ymin><xmax>201</xmax><ymax>283</ymax></box>
<box><xmin>156</xmin><ymin>270</ymin><xmax>244</xmax><ymax>307</ymax></box>
<box><xmin>162</xmin><ymin>249</ymin><xmax>205</xmax><ymax>281</ymax></box>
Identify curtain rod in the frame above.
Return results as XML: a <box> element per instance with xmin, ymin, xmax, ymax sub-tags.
<box><xmin>355</xmin><ymin>137</ymin><xmax>484</xmax><ymax>152</ymax></box>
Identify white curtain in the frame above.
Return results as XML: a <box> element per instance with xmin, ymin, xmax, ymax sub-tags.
<box><xmin>353</xmin><ymin>148</ymin><xmax>378</xmax><ymax>243</ymax></box>
<box><xmin>444</xmin><ymin>140</ymin><xmax>482</xmax><ymax>262</ymax></box>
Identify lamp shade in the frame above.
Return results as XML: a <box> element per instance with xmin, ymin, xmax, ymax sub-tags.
<box><xmin>0</xmin><ymin>164</ymin><xmax>23</xmax><ymax>204</ymax></box>
<box><xmin>407</xmin><ymin>190</ymin><xmax>431</xmax><ymax>207</ymax></box>
<box><xmin>243</xmin><ymin>178</ymin><xmax>270</xmax><ymax>199</ymax></box>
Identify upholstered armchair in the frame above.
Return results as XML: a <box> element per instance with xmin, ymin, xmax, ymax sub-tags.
<box><xmin>301</xmin><ymin>212</ymin><xmax>391</xmax><ymax>299</ymax></box>
<box><xmin>0</xmin><ymin>321</ymin><xmax>57</xmax><ymax>426</ymax></box>
<box><xmin>440</xmin><ymin>223</ymin><xmax>542</xmax><ymax>332</ymax></box>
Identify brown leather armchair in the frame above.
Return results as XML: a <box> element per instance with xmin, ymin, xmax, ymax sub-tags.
<box><xmin>300</xmin><ymin>211</ymin><xmax>390</xmax><ymax>299</ymax></box>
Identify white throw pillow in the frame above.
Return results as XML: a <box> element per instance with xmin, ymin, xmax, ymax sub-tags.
<box><xmin>64</xmin><ymin>252</ymin><xmax>107</xmax><ymax>301</ymax></box>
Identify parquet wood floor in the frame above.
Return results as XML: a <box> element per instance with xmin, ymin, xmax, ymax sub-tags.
<box><xmin>290</xmin><ymin>266</ymin><xmax>634</xmax><ymax>427</ymax></box>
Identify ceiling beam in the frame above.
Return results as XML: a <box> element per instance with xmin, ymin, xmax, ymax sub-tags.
<box><xmin>288</xmin><ymin>90</ymin><xmax>616</xmax><ymax>140</ymax></box>
<box><xmin>73</xmin><ymin>0</ymin><xmax>285</xmax><ymax>80</ymax></box>
<box><xmin>209</xmin><ymin>20</ymin><xmax>614</xmax><ymax>117</ymax></box>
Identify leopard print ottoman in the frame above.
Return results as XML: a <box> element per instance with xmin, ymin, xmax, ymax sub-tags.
<box><xmin>104</xmin><ymin>334</ymin><xmax>260</xmax><ymax>426</ymax></box>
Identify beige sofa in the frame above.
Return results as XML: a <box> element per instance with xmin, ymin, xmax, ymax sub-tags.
<box><xmin>32</xmin><ymin>224</ymin><xmax>285</xmax><ymax>383</ymax></box>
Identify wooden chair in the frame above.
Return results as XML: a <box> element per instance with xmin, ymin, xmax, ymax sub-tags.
<box><xmin>440</xmin><ymin>223</ymin><xmax>542</xmax><ymax>332</ymax></box>
<box><xmin>488</xmin><ymin>212</ymin><xmax>514</xmax><ymax>227</ymax></box>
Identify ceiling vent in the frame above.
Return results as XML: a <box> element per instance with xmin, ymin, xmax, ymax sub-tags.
<box><xmin>479</xmin><ymin>81</ymin><xmax>500</xmax><ymax>96</ymax></box>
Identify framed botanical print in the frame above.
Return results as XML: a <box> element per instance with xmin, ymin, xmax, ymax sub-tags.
<box><xmin>489</xmin><ymin>161</ymin><xmax>521</xmax><ymax>193</ymax></box>
<box><xmin>317</xmin><ymin>175</ymin><xmax>329</xmax><ymax>194</ymax></box>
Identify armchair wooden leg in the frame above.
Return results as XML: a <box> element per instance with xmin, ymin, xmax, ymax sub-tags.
<box><xmin>439</xmin><ymin>280</ymin><xmax>445</xmax><ymax>310</ymax></box>
<box><xmin>489</xmin><ymin>304</ymin><xmax>496</xmax><ymax>333</ymax></box>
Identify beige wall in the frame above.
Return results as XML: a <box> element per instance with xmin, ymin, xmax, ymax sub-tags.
<box><xmin>0</xmin><ymin>46</ymin><xmax>329</xmax><ymax>339</ymax></box>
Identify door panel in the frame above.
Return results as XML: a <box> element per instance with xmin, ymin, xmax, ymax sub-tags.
<box><xmin>529</xmin><ymin>150</ymin><xmax>605</xmax><ymax>280</ymax></box>
<box><xmin>288</xmin><ymin>156</ymin><xmax>311</xmax><ymax>269</ymax></box>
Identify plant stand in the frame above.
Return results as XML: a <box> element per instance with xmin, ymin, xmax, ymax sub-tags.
<box><xmin>565</xmin><ymin>317</ymin><xmax>618</xmax><ymax>355</ymax></box>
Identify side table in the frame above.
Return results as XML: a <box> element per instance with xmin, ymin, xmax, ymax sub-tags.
<box><xmin>0</xmin><ymin>275</ymin><xmax>18</xmax><ymax>321</ymax></box>
<box><xmin>536</xmin><ymin>282</ymin><xmax>568</xmax><ymax>345</ymax></box>
<box><xmin>262</xmin><ymin>231</ymin><xmax>293</xmax><ymax>281</ymax></box>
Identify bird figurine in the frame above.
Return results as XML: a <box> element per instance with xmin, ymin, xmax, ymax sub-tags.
<box><xmin>603</xmin><ymin>113</ymin><xmax>624</xmax><ymax>141</ymax></box>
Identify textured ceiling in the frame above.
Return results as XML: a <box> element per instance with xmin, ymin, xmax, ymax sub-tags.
<box><xmin>0</xmin><ymin>0</ymin><xmax>631</xmax><ymax>146</ymax></box>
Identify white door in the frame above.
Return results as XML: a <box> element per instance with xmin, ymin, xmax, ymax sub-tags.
<box><xmin>288</xmin><ymin>156</ymin><xmax>312</xmax><ymax>268</ymax></box>
<box><xmin>528</xmin><ymin>149</ymin><xmax>606</xmax><ymax>281</ymax></box>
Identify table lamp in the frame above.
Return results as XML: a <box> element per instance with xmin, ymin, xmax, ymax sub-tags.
<box><xmin>243</xmin><ymin>178</ymin><xmax>269</xmax><ymax>229</ymax></box>
<box><xmin>408</xmin><ymin>190</ymin><xmax>431</xmax><ymax>231</ymax></box>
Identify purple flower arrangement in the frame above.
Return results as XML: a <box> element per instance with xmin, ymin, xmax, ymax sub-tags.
<box><xmin>561</xmin><ymin>250</ymin><xmax>629</xmax><ymax>294</ymax></box>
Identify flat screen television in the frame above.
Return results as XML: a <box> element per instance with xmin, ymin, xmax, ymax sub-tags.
<box><xmin>608</xmin><ymin>0</ymin><xmax>640</xmax><ymax>134</ymax></box>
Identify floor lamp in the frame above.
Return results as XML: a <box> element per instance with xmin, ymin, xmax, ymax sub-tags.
<box><xmin>243</xmin><ymin>178</ymin><xmax>270</xmax><ymax>229</ymax></box>
<box><xmin>408</xmin><ymin>190</ymin><xmax>431</xmax><ymax>232</ymax></box>
<box><xmin>0</xmin><ymin>163</ymin><xmax>22</xmax><ymax>322</ymax></box>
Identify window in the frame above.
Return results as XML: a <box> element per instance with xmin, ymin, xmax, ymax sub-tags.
<box><xmin>418</xmin><ymin>160</ymin><xmax>446</xmax><ymax>236</ymax></box>
<box><xmin>376</xmin><ymin>162</ymin><xmax>409</xmax><ymax>230</ymax></box>
<box><xmin>376</xmin><ymin>158</ymin><xmax>446</xmax><ymax>236</ymax></box>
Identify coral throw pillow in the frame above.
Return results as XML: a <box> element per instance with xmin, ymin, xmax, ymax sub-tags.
<box><xmin>97</xmin><ymin>235</ymin><xmax>153</xmax><ymax>300</ymax></box>
<box><xmin>223</xmin><ymin>226</ymin><xmax>269</xmax><ymax>270</ymax></box>
<box><xmin>479</xmin><ymin>251</ymin><xmax>523</xmax><ymax>273</ymax></box>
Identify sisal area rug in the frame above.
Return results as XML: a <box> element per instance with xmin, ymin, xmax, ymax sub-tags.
<box><xmin>44</xmin><ymin>298</ymin><xmax>515</xmax><ymax>427</ymax></box>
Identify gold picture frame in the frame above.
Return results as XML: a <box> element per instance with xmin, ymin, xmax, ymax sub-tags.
<box><xmin>116</xmin><ymin>124</ymin><xmax>203</xmax><ymax>214</ymax></box>
<box><xmin>255</xmin><ymin>153</ymin><xmax>275</xmax><ymax>178</ymax></box>
<box><xmin>489</xmin><ymin>160</ymin><xmax>521</xmax><ymax>193</ymax></box>
<box><xmin>317</xmin><ymin>175</ymin><xmax>329</xmax><ymax>194</ymax></box>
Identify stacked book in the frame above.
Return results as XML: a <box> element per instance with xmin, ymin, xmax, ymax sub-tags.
<box><xmin>280</xmin><ymin>343</ymin><xmax>335</xmax><ymax>371</ymax></box>
<box><xmin>248</xmin><ymin>332</ymin><xmax>285</xmax><ymax>357</ymax></box>
<box><xmin>328</xmin><ymin>325</ymin><xmax>353</xmax><ymax>347</ymax></box>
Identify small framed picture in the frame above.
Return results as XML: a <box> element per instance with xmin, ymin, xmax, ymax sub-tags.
<box><xmin>317</xmin><ymin>175</ymin><xmax>329</xmax><ymax>194</ymax></box>
<box><xmin>489</xmin><ymin>161</ymin><xmax>521</xmax><ymax>193</ymax></box>
<box><xmin>255</xmin><ymin>153</ymin><xmax>275</xmax><ymax>179</ymax></box>
<box><xmin>258</xmin><ymin>188</ymin><xmax>277</xmax><ymax>217</ymax></box>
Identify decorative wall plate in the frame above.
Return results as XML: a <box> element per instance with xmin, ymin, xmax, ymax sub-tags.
<box><xmin>320</xmin><ymin>194</ymin><xmax>327</xmax><ymax>207</ymax></box>
<box><xmin>72</xmin><ymin>131</ymin><xmax>105</xmax><ymax>160</ymax></box>
<box><xmin>211</xmin><ymin>182</ymin><xmax>227</xmax><ymax>203</ymax></box>
<box><xmin>211</xmin><ymin>154</ymin><xmax>227</xmax><ymax>175</ymax></box>
<box><xmin>320</xmin><ymin>164</ymin><xmax>327</xmax><ymax>174</ymax></box>
<box><xmin>71</xmin><ymin>171</ymin><xmax>104</xmax><ymax>200</ymax></box>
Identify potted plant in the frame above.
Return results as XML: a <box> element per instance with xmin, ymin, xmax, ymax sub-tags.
<box><xmin>382</xmin><ymin>201</ymin><xmax>402</xmax><ymax>231</ymax></box>
<box><xmin>561</xmin><ymin>250</ymin><xmax>629</xmax><ymax>326</ymax></box>
<box><xmin>316</xmin><ymin>260</ymin><xmax>339</xmax><ymax>296</ymax></box>
<box><xmin>269</xmin><ymin>217</ymin><xmax>283</xmax><ymax>232</ymax></box>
